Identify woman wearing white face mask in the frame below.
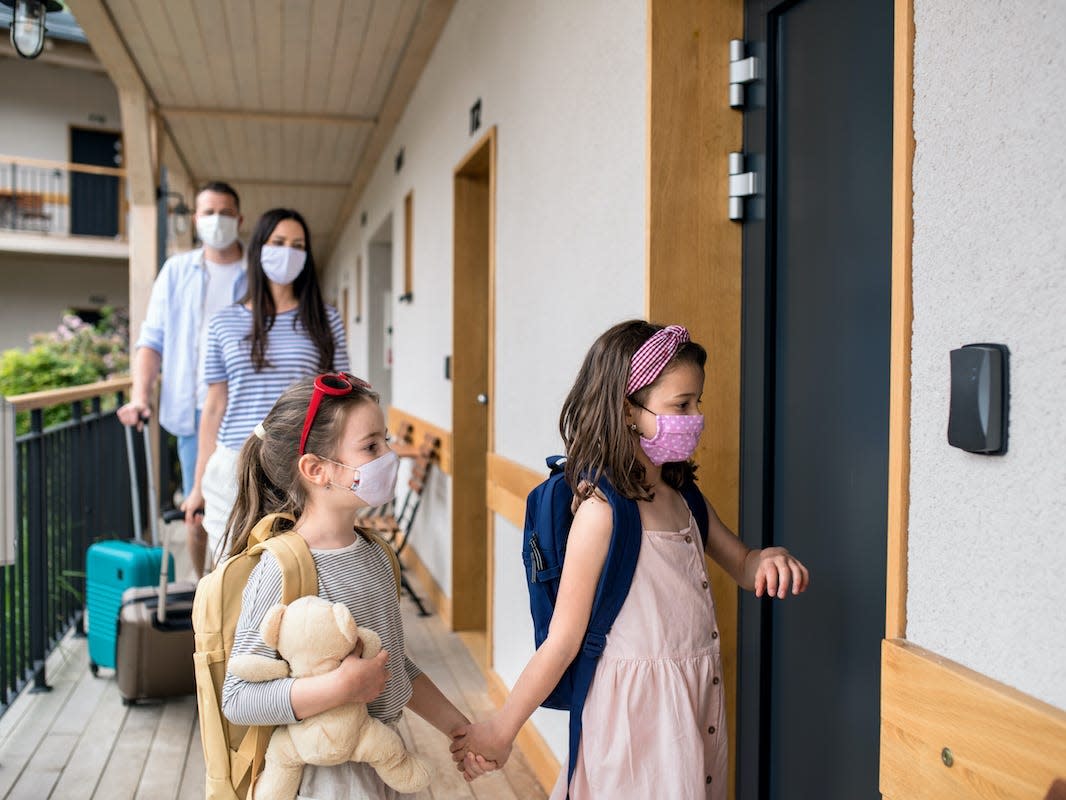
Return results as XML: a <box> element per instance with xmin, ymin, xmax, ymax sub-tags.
<box><xmin>185</xmin><ymin>208</ymin><xmax>350</xmax><ymax>566</ymax></box>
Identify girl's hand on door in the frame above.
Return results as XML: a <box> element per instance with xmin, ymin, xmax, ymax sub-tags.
<box><xmin>751</xmin><ymin>547</ymin><xmax>809</xmax><ymax>599</ymax></box>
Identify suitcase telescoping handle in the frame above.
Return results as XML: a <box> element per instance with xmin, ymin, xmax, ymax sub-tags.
<box><xmin>139</xmin><ymin>422</ymin><xmax>172</xmax><ymax>623</ymax></box>
<box><xmin>123</xmin><ymin>424</ymin><xmax>145</xmax><ymax>544</ymax></box>
<box><xmin>123</xmin><ymin>419</ymin><xmax>163</xmax><ymax>548</ymax></box>
<box><xmin>124</xmin><ymin>418</ymin><xmax>173</xmax><ymax>623</ymax></box>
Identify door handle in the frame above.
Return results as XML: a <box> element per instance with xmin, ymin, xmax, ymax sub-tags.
<box><xmin>476</xmin><ymin>393</ymin><xmax>489</xmax><ymax>405</ymax></box>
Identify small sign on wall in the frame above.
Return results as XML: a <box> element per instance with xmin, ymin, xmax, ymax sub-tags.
<box><xmin>470</xmin><ymin>98</ymin><xmax>482</xmax><ymax>135</ymax></box>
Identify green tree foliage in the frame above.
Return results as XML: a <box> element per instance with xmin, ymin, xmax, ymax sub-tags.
<box><xmin>0</xmin><ymin>308</ymin><xmax>130</xmax><ymax>433</ymax></box>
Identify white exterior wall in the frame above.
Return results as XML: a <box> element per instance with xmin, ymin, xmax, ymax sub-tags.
<box><xmin>0</xmin><ymin>252</ymin><xmax>128</xmax><ymax>351</ymax></box>
<box><xmin>323</xmin><ymin>0</ymin><xmax>647</xmax><ymax>758</ymax></box>
<box><xmin>907</xmin><ymin>1</ymin><xmax>1066</xmax><ymax>708</ymax></box>
<box><xmin>0</xmin><ymin>58</ymin><xmax>121</xmax><ymax>160</ymax></box>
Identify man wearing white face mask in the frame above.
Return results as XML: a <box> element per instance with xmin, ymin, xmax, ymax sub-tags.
<box><xmin>118</xmin><ymin>181</ymin><xmax>246</xmax><ymax>578</ymax></box>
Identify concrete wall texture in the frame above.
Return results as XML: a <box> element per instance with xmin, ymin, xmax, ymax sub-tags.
<box><xmin>907</xmin><ymin>0</ymin><xmax>1066</xmax><ymax>709</ymax></box>
<box><xmin>0</xmin><ymin>58</ymin><xmax>121</xmax><ymax>161</ymax></box>
<box><xmin>0</xmin><ymin>253</ymin><xmax>128</xmax><ymax>352</ymax></box>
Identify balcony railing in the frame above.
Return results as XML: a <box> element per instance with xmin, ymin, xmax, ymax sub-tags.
<box><xmin>0</xmin><ymin>378</ymin><xmax>142</xmax><ymax>715</ymax></box>
<box><xmin>0</xmin><ymin>155</ymin><xmax>127</xmax><ymax>239</ymax></box>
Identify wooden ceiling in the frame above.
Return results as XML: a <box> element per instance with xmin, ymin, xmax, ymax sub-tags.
<box><xmin>69</xmin><ymin>0</ymin><xmax>454</xmax><ymax>258</ymax></box>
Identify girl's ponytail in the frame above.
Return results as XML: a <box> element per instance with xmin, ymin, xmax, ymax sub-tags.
<box><xmin>221</xmin><ymin>431</ymin><xmax>292</xmax><ymax>558</ymax></box>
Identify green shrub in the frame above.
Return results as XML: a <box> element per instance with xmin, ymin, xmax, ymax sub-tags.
<box><xmin>0</xmin><ymin>307</ymin><xmax>130</xmax><ymax>433</ymax></box>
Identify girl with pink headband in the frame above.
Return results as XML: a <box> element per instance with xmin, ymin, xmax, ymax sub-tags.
<box><xmin>451</xmin><ymin>320</ymin><xmax>809</xmax><ymax>798</ymax></box>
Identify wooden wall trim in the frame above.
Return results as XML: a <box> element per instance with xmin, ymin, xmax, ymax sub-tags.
<box><xmin>486</xmin><ymin>453</ymin><xmax>542</xmax><ymax>530</ymax></box>
<box><xmin>386</xmin><ymin>406</ymin><xmax>453</xmax><ymax>474</ymax></box>
<box><xmin>400</xmin><ymin>543</ymin><xmax>452</xmax><ymax>629</ymax></box>
<box><xmin>485</xmin><ymin>668</ymin><xmax>561</xmax><ymax>794</ymax></box>
<box><xmin>880</xmin><ymin>640</ymin><xmax>1066</xmax><ymax>800</ymax></box>
<box><xmin>886</xmin><ymin>0</ymin><xmax>915</xmax><ymax>643</ymax></box>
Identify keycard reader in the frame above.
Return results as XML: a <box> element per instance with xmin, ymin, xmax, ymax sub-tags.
<box><xmin>947</xmin><ymin>343</ymin><xmax>1009</xmax><ymax>455</ymax></box>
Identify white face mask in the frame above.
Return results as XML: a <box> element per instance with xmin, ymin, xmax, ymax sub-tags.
<box><xmin>195</xmin><ymin>213</ymin><xmax>240</xmax><ymax>250</ymax></box>
<box><xmin>260</xmin><ymin>245</ymin><xmax>307</xmax><ymax>285</ymax></box>
<box><xmin>320</xmin><ymin>450</ymin><xmax>400</xmax><ymax>507</ymax></box>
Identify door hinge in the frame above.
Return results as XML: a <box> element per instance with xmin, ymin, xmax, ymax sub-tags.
<box><xmin>729</xmin><ymin>39</ymin><xmax>759</xmax><ymax>108</ymax></box>
<box><xmin>729</xmin><ymin>152</ymin><xmax>757</xmax><ymax>221</ymax></box>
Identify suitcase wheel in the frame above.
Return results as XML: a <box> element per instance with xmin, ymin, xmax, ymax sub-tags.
<box><xmin>89</xmin><ymin>661</ymin><xmax>99</xmax><ymax>677</ymax></box>
<box><xmin>122</xmin><ymin>696</ymin><xmax>135</xmax><ymax>706</ymax></box>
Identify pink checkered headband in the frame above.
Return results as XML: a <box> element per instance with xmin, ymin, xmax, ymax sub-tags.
<box><xmin>625</xmin><ymin>325</ymin><xmax>691</xmax><ymax>396</ymax></box>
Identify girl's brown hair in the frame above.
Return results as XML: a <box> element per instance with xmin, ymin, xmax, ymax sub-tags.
<box><xmin>559</xmin><ymin>320</ymin><xmax>707</xmax><ymax>504</ymax></box>
<box><xmin>221</xmin><ymin>375</ymin><xmax>379</xmax><ymax>558</ymax></box>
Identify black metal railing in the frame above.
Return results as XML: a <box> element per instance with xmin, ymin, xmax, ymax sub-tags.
<box><xmin>1</xmin><ymin>379</ymin><xmax>141</xmax><ymax>715</ymax></box>
<box><xmin>0</xmin><ymin>155</ymin><xmax>126</xmax><ymax>238</ymax></box>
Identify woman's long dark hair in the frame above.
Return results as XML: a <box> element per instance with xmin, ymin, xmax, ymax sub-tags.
<box><xmin>242</xmin><ymin>208</ymin><xmax>335</xmax><ymax>372</ymax></box>
<box><xmin>559</xmin><ymin>320</ymin><xmax>707</xmax><ymax>504</ymax></box>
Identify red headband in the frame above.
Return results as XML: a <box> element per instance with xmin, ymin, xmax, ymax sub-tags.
<box><xmin>298</xmin><ymin>372</ymin><xmax>371</xmax><ymax>455</ymax></box>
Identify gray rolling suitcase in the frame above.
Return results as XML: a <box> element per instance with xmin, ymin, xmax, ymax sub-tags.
<box><xmin>115</xmin><ymin>424</ymin><xmax>198</xmax><ymax>704</ymax></box>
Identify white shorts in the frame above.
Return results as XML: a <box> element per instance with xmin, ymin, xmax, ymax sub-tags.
<box><xmin>201</xmin><ymin>443</ymin><xmax>239</xmax><ymax>564</ymax></box>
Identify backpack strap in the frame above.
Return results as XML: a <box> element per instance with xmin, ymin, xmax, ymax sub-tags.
<box><xmin>565</xmin><ymin>479</ymin><xmax>642</xmax><ymax>794</ymax></box>
<box><xmin>247</xmin><ymin>511</ymin><xmax>296</xmax><ymax>547</ymax></box>
<box><xmin>257</xmin><ymin>532</ymin><xmax>318</xmax><ymax>603</ymax></box>
<box><xmin>358</xmin><ymin>528</ymin><xmax>402</xmax><ymax>599</ymax></box>
<box><xmin>678</xmin><ymin>481</ymin><xmax>710</xmax><ymax>548</ymax></box>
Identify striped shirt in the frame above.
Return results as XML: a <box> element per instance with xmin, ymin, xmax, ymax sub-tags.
<box><xmin>204</xmin><ymin>304</ymin><xmax>349</xmax><ymax>449</ymax></box>
<box><xmin>221</xmin><ymin>534</ymin><xmax>421</xmax><ymax>729</ymax></box>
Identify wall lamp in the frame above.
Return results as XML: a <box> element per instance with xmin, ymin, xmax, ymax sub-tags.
<box><xmin>2</xmin><ymin>0</ymin><xmax>63</xmax><ymax>60</ymax></box>
<box><xmin>158</xmin><ymin>188</ymin><xmax>192</xmax><ymax>236</ymax></box>
<box><xmin>397</xmin><ymin>292</ymin><xmax>414</xmax><ymax>304</ymax></box>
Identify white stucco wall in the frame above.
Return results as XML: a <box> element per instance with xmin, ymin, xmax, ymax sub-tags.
<box><xmin>0</xmin><ymin>58</ymin><xmax>121</xmax><ymax>160</ymax></box>
<box><xmin>0</xmin><ymin>252</ymin><xmax>128</xmax><ymax>352</ymax></box>
<box><xmin>907</xmin><ymin>1</ymin><xmax>1066</xmax><ymax>709</ymax></box>
<box><xmin>323</xmin><ymin>0</ymin><xmax>647</xmax><ymax>758</ymax></box>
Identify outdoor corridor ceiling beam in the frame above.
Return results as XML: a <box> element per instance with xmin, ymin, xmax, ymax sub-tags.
<box><xmin>214</xmin><ymin>178</ymin><xmax>351</xmax><ymax>189</ymax></box>
<box><xmin>66</xmin><ymin>0</ymin><xmax>196</xmax><ymax>183</ymax></box>
<box><xmin>159</xmin><ymin>108</ymin><xmax>377</xmax><ymax>127</ymax></box>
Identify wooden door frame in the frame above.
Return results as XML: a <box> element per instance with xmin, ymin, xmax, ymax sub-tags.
<box><xmin>651</xmin><ymin>2</ymin><xmax>1066</xmax><ymax>798</ymax></box>
<box><xmin>451</xmin><ymin>126</ymin><xmax>496</xmax><ymax>637</ymax></box>
<box><xmin>647</xmin><ymin>1</ymin><xmax>744</xmax><ymax>795</ymax></box>
<box><xmin>648</xmin><ymin>1</ymin><xmax>902</xmax><ymax>796</ymax></box>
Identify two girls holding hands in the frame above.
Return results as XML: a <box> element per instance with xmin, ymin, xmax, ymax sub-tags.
<box><xmin>216</xmin><ymin>318</ymin><xmax>806</xmax><ymax>798</ymax></box>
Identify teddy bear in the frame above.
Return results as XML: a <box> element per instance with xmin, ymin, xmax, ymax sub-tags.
<box><xmin>227</xmin><ymin>595</ymin><xmax>432</xmax><ymax>799</ymax></box>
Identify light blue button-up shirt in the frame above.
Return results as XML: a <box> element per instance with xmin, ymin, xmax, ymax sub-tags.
<box><xmin>135</xmin><ymin>248</ymin><xmax>247</xmax><ymax>437</ymax></box>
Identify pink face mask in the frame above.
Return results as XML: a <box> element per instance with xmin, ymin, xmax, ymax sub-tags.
<box><xmin>638</xmin><ymin>413</ymin><xmax>705</xmax><ymax>465</ymax></box>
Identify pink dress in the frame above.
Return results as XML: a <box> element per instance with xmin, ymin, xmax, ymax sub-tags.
<box><xmin>550</xmin><ymin>513</ymin><xmax>727</xmax><ymax>800</ymax></box>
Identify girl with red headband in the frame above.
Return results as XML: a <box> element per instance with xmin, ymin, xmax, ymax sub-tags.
<box><xmin>219</xmin><ymin>373</ymin><xmax>484</xmax><ymax>799</ymax></box>
<box><xmin>451</xmin><ymin>320</ymin><xmax>809</xmax><ymax>799</ymax></box>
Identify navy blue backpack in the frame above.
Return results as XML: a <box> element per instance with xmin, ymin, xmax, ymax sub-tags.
<box><xmin>521</xmin><ymin>455</ymin><xmax>709</xmax><ymax>792</ymax></box>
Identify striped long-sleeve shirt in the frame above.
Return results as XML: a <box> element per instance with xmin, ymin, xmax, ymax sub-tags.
<box><xmin>221</xmin><ymin>534</ymin><xmax>421</xmax><ymax>728</ymax></box>
<box><xmin>204</xmin><ymin>303</ymin><xmax>349</xmax><ymax>450</ymax></box>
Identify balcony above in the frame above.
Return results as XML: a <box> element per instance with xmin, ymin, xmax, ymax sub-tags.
<box><xmin>0</xmin><ymin>155</ymin><xmax>129</xmax><ymax>260</ymax></box>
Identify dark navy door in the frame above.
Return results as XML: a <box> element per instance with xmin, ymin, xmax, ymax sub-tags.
<box><xmin>70</xmin><ymin>128</ymin><xmax>121</xmax><ymax>237</ymax></box>
<box><xmin>737</xmin><ymin>1</ymin><xmax>893</xmax><ymax>798</ymax></box>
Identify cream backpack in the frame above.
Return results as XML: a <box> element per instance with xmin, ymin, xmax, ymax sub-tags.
<box><xmin>192</xmin><ymin>513</ymin><xmax>400</xmax><ymax>799</ymax></box>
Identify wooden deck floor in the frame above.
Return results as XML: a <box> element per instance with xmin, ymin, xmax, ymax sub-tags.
<box><xmin>0</xmin><ymin>526</ymin><xmax>547</xmax><ymax>800</ymax></box>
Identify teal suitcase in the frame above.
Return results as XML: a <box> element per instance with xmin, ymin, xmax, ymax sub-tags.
<box><xmin>86</xmin><ymin>540</ymin><xmax>174</xmax><ymax>672</ymax></box>
<box><xmin>86</xmin><ymin>423</ymin><xmax>175</xmax><ymax>674</ymax></box>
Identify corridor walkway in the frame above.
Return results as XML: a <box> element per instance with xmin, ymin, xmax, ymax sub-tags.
<box><xmin>0</xmin><ymin>524</ymin><xmax>546</xmax><ymax>800</ymax></box>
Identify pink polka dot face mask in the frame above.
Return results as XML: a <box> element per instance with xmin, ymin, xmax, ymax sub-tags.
<box><xmin>638</xmin><ymin>412</ymin><xmax>705</xmax><ymax>465</ymax></box>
